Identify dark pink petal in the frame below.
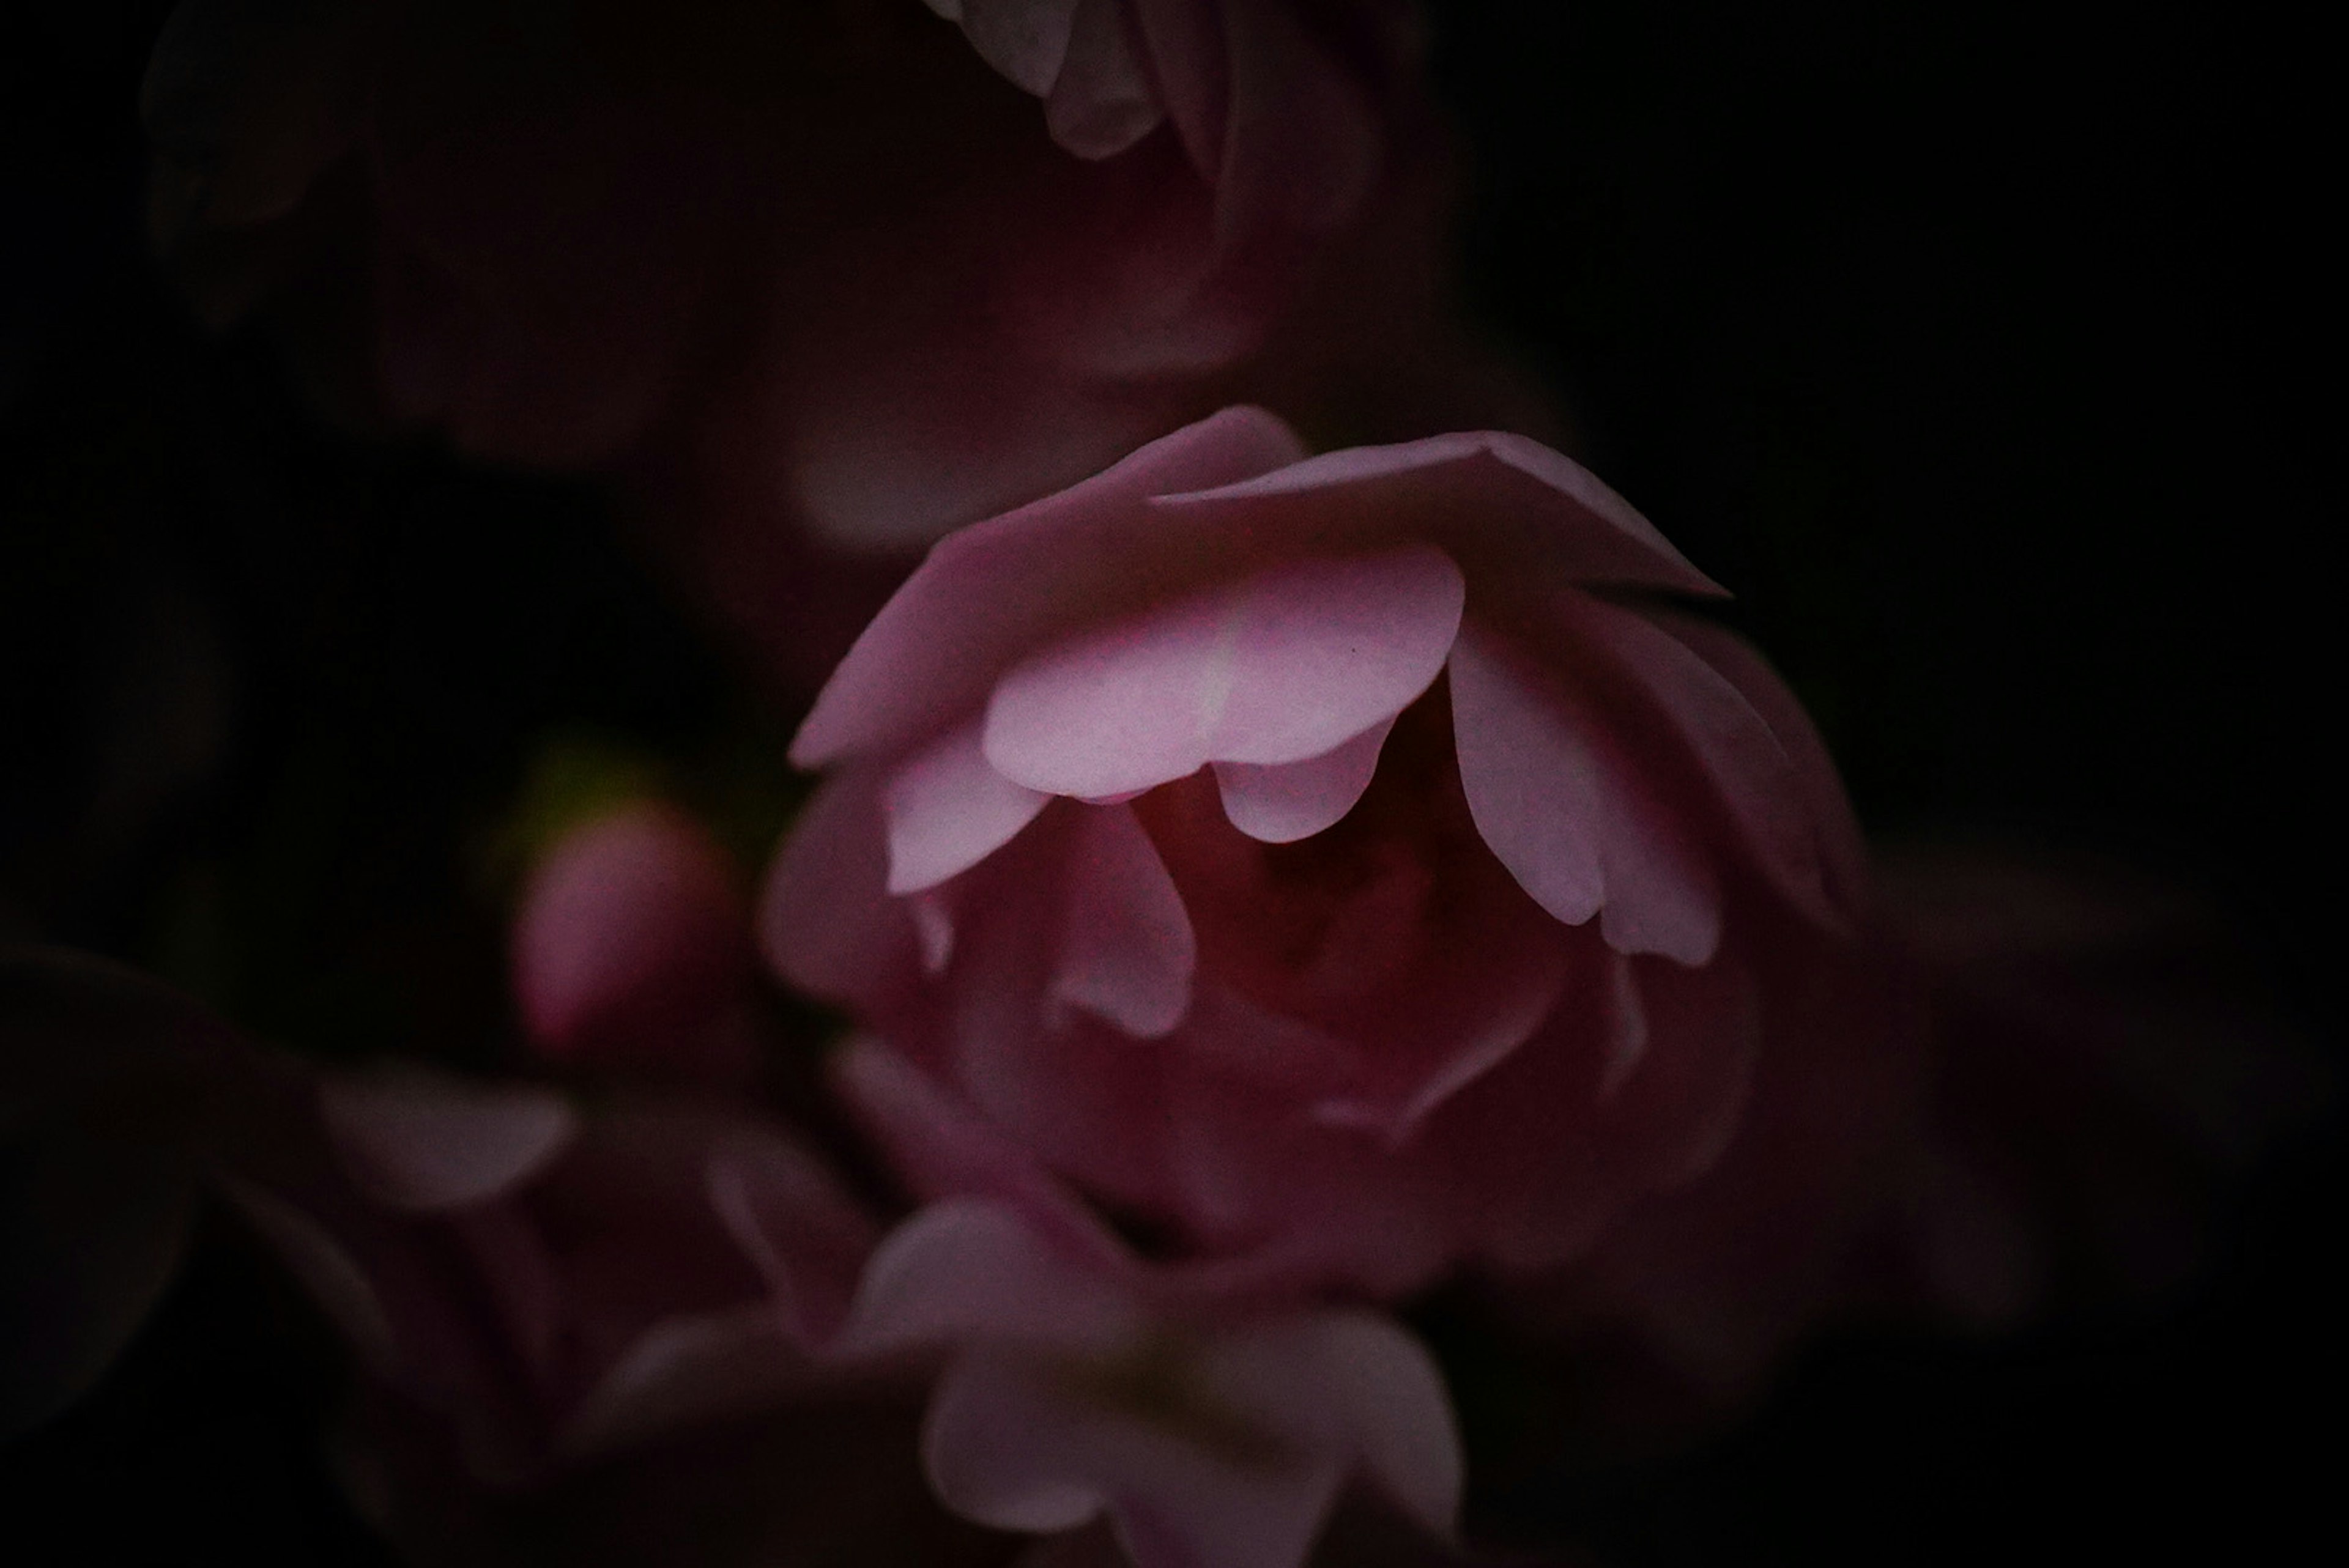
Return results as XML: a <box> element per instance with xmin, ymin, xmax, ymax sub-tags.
<box><xmin>1046</xmin><ymin>0</ymin><xmax>1163</xmax><ymax>160</ymax></box>
<box><xmin>318</xmin><ymin>1071</ymin><xmax>576</xmax><ymax>1213</ymax></box>
<box><xmin>1129</xmin><ymin>0</ymin><xmax>1230</xmax><ymax>180</ymax></box>
<box><xmin>704</xmin><ymin>1130</ymin><xmax>880</xmax><ymax>1348</ymax></box>
<box><xmin>1052</xmin><ymin>804</ymin><xmax>1198</xmax><ymax>1038</ymax></box>
<box><xmin>1152</xmin><ymin>431</ymin><xmax>1721</xmax><ymax>599</ymax></box>
<box><xmin>1652</xmin><ymin>610</ymin><xmax>1872</xmax><ymax>923</ymax></box>
<box><xmin>1448</xmin><ymin>623</ymin><xmax>1722</xmax><ymax>964</ymax></box>
<box><xmin>791</xmin><ymin>407</ymin><xmax>1310</xmax><ymax>769</ymax></box>
<box><xmin>759</xmin><ymin>769</ymin><xmax>926</xmax><ymax>1015</ymax></box>
<box><xmin>559</xmin><ymin>1306</ymin><xmax>816</xmax><ymax>1462</ymax></box>
<box><xmin>1558</xmin><ymin>597</ymin><xmax>1847</xmax><ymax>929</ymax></box>
<box><xmin>1211</xmin><ymin>715</ymin><xmax>1393</xmax><ymax>844</ymax></box>
<box><xmin>983</xmin><ymin>544</ymin><xmax>1462</xmax><ymax>798</ymax></box>
<box><xmin>884</xmin><ymin>717</ymin><xmax>1053</xmax><ymax>894</ymax></box>
<box><xmin>957</xmin><ymin>0</ymin><xmax>1083</xmax><ymax>95</ymax></box>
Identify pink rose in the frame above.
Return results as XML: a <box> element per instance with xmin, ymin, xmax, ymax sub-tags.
<box><xmin>762</xmin><ymin>406</ymin><xmax>1870</xmax><ymax>1298</ymax></box>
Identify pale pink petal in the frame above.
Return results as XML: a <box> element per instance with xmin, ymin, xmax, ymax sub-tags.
<box><xmin>759</xmin><ymin>769</ymin><xmax>924</xmax><ymax>1013</ymax></box>
<box><xmin>1047</xmin><ymin>0</ymin><xmax>1163</xmax><ymax>160</ymax></box>
<box><xmin>984</xmin><ymin>544</ymin><xmax>1463</xmax><ymax>798</ymax></box>
<box><xmin>1152</xmin><ymin>431</ymin><xmax>1721</xmax><ymax>598</ymax></box>
<box><xmin>1448</xmin><ymin>623</ymin><xmax>1721</xmax><ymax>964</ymax></box>
<box><xmin>1212</xmin><ymin>716</ymin><xmax>1393</xmax><ymax>844</ymax></box>
<box><xmin>792</xmin><ymin>407</ymin><xmax>1310</xmax><ymax>768</ymax></box>
<box><xmin>1652</xmin><ymin>610</ymin><xmax>1872</xmax><ymax>923</ymax></box>
<box><xmin>884</xmin><ymin>717</ymin><xmax>1053</xmax><ymax>895</ymax></box>
<box><xmin>318</xmin><ymin>1071</ymin><xmax>576</xmax><ymax>1213</ymax></box>
<box><xmin>959</xmin><ymin>0</ymin><xmax>1083</xmax><ymax>95</ymax></box>
<box><xmin>1052</xmin><ymin>803</ymin><xmax>1198</xmax><ymax>1038</ymax></box>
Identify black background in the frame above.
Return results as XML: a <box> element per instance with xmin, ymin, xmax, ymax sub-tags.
<box><xmin>4</xmin><ymin>2</ymin><xmax>2339</xmax><ymax>1563</ymax></box>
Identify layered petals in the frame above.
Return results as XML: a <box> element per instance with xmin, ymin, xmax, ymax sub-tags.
<box><xmin>765</xmin><ymin>408</ymin><xmax>1871</xmax><ymax>1301</ymax></box>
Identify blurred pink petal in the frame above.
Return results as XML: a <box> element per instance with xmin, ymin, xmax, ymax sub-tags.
<box><xmin>844</xmin><ymin>1198</ymin><xmax>1461</xmax><ymax>1568</ymax></box>
<box><xmin>319</xmin><ymin>1069</ymin><xmax>577</xmax><ymax>1211</ymax></box>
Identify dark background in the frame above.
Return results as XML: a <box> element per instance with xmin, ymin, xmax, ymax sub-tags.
<box><xmin>4</xmin><ymin>2</ymin><xmax>2337</xmax><ymax>1563</ymax></box>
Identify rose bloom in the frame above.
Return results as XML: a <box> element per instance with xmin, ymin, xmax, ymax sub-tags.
<box><xmin>763</xmin><ymin>406</ymin><xmax>1871</xmax><ymax>1298</ymax></box>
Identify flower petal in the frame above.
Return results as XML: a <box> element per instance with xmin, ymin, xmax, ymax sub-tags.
<box><xmin>760</xmin><ymin>769</ymin><xmax>925</xmax><ymax>1012</ymax></box>
<box><xmin>1211</xmin><ymin>716</ymin><xmax>1393</xmax><ymax>845</ymax></box>
<box><xmin>1447</xmin><ymin>622</ymin><xmax>1721</xmax><ymax>964</ymax></box>
<box><xmin>792</xmin><ymin>407</ymin><xmax>1309</xmax><ymax>768</ymax></box>
<box><xmin>1152</xmin><ymin>431</ymin><xmax>1721</xmax><ymax>598</ymax></box>
<box><xmin>985</xmin><ymin>545</ymin><xmax>1463</xmax><ymax>799</ymax></box>
<box><xmin>959</xmin><ymin>0</ymin><xmax>1083</xmax><ymax>97</ymax></box>
<box><xmin>1053</xmin><ymin>804</ymin><xmax>1198</xmax><ymax>1038</ymax></box>
<box><xmin>1046</xmin><ymin>0</ymin><xmax>1163</xmax><ymax>160</ymax></box>
<box><xmin>318</xmin><ymin>1071</ymin><xmax>576</xmax><ymax>1212</ymax></box>
<box><xmin>885</xmin><ymin>717</ymin><xmax>1053</xmax><ymax>894</ymax></box>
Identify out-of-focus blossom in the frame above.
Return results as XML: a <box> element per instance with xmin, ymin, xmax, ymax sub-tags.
<box><xmin>511</xmin><ymin>801</ymin><xmax>759</xmax><ymax>1087</ymax></box>
<box><xmin>839</xmin><ymin>1194</ymin><xmax>1461</xmax><ymax>1568</ymax></box>
<box><xmin>224</xmin><ymin>1066</ymin><xmax>877</xmax><ymax>1479</ymax></box>
<box><xmin>139</xmin><ymin>0</ymin><xmax>1544</xmax><ymax>683</ymax></box>
<box><xmin>764</xmin><ymin>406</ymin><xmax>1869</xmax><ymax>1298</ymax></box>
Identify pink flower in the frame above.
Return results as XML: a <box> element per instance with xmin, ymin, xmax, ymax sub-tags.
<box><xmin>763</xmin><ymin>407</ymin><xmax>1869</xmax><ymax>1297</ymax></box>
<box><xmin>836</xmin><ymin>1196</ymin><xmax>1461</xmax><ymax>1568</ymax></box>
<box><xmin>226</xmin><ymin>1067</ymin><xmax>878</xmax><ymax>1478</ymax></box>
<box><xmin>510</xmin><ymin>801</ymin><xmax>759</xmax><ymax>1087</ymax></box>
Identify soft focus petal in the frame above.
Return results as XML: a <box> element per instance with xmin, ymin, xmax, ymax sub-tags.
<box><xmin>838</xmin><ymin>1199</ymin><xmax>1140</xmax><ymax>1359</ymax></box>
<box><xmin>984</xmin><ymin>544</ymin><xmax>1463</xmax><ymax>798</ymax></box>
<box><xmin>1448</xmin><ymin>622</ymin><xmax>1722</xmax><ymax>964</ymax></box>
<box><xmin>1046</xmin><ymin>0</ymin><xmax>1163</xmax><ymax>160</ymax></box>
<box><xmin>760</xmin><ymin>769</ymin><xmax>926</xmax><ymax>1015</ymax></box>
<box><xmin>318</xmin><ymin>1070</ymin><xmax>577</xmax><ymax>1212</ymax></box>
<box><xmin>960</xmin><ymin>0</ymin><xmax>1084</xmax><ymax>96</ymax></box>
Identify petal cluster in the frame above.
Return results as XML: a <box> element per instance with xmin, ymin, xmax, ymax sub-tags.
<box><xmin>768</xmin><ymin>407</ymin><xmax>1868</xmax><ymax>1296</ymax></box>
